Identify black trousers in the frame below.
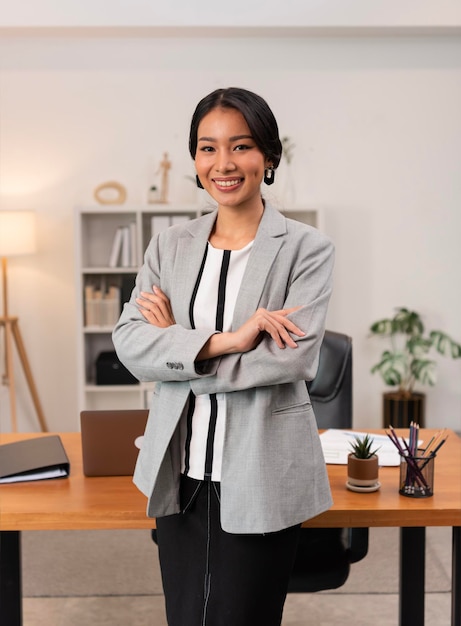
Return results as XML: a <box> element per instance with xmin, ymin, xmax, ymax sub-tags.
<box><xmin>156</xmin><ymin>475</ymin><xmax>301</xmax><ymax>626</ymax></box>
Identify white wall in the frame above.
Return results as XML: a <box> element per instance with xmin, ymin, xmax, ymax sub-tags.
<box><xmin>1</xmin><ymin>0</ymin><xmax>460</xmax><ymax>29</ymax></box>
<box><xmin>0</xmin><ymin>34</ymin><xmax>460</xmax><ymax>432</ymax></box>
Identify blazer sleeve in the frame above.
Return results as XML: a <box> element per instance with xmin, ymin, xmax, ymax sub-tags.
<box><xmin>190</xmin><ymin>231</ymin><xmax>335</xmax><ymax>396</ymax></box>
<box><xmin>112</xmin><ymin>233</ymin><xmax>219</xmax><ymax>383</ymax></box>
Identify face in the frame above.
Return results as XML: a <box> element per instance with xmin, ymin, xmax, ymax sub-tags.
<box><xmin>194</xmin><ymin>107</ymin><xmax>270</xmax><ymax>211</ymax></box>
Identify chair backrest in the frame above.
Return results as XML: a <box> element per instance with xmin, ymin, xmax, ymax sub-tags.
<box><xmin>287</xmin><ymin>330</ymin><xmax>363</xmax><ymax>594</ymax></box>
<box><xmin>307</xmin><ymin>330</ymin><xmax>353</xmax><ymax>429</ymax></box>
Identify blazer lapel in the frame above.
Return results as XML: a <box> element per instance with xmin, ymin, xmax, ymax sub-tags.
<box><xmin>232</xmin><ymin>204</ymin><xmax>286</xmax><ymax>328</ymax></box>
<box><xmin>170</xmin><ymin>210</ymin><xmax>217</xmax><ymax>328</ymax></box>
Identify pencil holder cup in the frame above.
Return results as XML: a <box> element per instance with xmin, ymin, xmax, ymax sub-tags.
<box><xmin>399</xmin><ymin>449</ymin><xmax>435</xmax><ymax>498</ymax></box>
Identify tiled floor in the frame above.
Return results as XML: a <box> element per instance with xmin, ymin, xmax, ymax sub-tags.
<box><xmin>21</xmin><ymin>527</ymin><xmax>453</xmax><ymax>625</ymax></box>
<box><xmin>23</xmin><ymin>592</ymin><xmax>453</xmax><ymax>626</ymax></box>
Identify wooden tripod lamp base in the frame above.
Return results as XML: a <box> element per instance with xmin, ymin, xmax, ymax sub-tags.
<box><xmin>1</xmin><ymin>315</ymin><xmax>48</xmax><ymax>432</ymax></box>
<box><xmin>1</xmin><ymin>242</ymin><xmax>48</xmax><ymax>432</ymax></box>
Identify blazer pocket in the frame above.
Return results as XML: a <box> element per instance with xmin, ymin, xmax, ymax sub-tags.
<box><xmin>271</xmin><ymin>400</ymin><xmax>312</xmax><ymax>416</ymax></box>
<box><xmin>271</xmin><ymin>382</ymin><xmax>311</xmax><ymax>415</ymax></box>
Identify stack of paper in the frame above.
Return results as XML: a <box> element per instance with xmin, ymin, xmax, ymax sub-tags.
<box><xmin>319</xmin><ymin>429</ymin><xmax>421</xmax><ymax>467</ymax></box>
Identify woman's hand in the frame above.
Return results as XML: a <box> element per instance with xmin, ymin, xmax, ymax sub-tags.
<box><xmin>196</xmin><ymin>306</ymin><xmax>305</xmax><ymax>361</ymax></box>
<box><xmin>136</xmin><ymin>286</ymin><xmax>175</xmax><ymax>328</ymax></box>
<box><xmin>232</xmin><ymin>306</ymin><xmax>304</xmax><ymax>352</ymax></box>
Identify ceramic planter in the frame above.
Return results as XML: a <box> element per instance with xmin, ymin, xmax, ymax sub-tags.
<box><xmin>347</xmin><ymin>453</ymin><xmax>379</xmax><ymax>488</ymax></box>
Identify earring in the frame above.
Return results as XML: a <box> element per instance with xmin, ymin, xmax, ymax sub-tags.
<box><xmin>196</xmin><ymin>175</ymin><xmax>204</xmax><ymax>189</ymax></box>
<box><xmin>264</xmin><ymin>167</ymin><xmax>275</xmax><ymax>186</ymax></box>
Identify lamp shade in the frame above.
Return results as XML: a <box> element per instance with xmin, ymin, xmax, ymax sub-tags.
<box><xmin>0</xmin><ymin>211</ymin><xmax>36</xmax><ymax>257</ymax></box>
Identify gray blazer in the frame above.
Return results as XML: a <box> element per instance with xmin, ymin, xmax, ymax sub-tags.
<box><xmin>113</xmin><ymin>203</ymin><xmax>335</xmax><ymax>534</ymax></box>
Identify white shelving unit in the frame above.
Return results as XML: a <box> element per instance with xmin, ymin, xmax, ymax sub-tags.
<box><xmin>75</xmin><ymin>204</ymin><xmax>322</xmax><ymax>412</ymax></box>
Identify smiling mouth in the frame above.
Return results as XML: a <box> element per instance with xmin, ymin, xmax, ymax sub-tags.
<box><xmin>213</xmin><ymin>178</ymin><xmax>242</xmax><ymax>188</ymax></box>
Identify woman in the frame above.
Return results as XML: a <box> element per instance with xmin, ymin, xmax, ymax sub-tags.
<box><xmin>113</xmin><ymin>87</ymin><xmax>335</xmax><ymax>626</ymax></box>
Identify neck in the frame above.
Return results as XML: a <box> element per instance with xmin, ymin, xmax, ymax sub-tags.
<box><xmin>211</xmin><ymin>200</ymin><xmax>264</xmax><ymax>250</ymax></box>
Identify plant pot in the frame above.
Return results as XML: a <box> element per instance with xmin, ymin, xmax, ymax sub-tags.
<box><xmin>347</xmin><ymin>453</ymin><xmax>379</xmax><ymax>488</ymax></box>
<box><xmin>383</xmin><ymin>392</ymin><xmax>425</xmax><ymax>428</ymax></box>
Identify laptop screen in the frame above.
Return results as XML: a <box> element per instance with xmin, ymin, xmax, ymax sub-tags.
<box><xmin>80</xmin><ymin>409</ymin><xmax>148</xmax><ymax>477</ymax></box>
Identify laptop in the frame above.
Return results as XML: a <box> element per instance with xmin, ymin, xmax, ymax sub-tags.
<box><xmin>80</xmin><ymin>409</ymin><xmax>149</xmax><ymax>477</ymax></box>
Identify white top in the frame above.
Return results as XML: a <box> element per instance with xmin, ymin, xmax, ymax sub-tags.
<box><xmin>180</xmin><ymin>240</ymin><xmax>253</xmax><ymax>481</ymax></box>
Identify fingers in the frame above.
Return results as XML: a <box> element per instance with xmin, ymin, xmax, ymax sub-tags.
<box><xmin>136</xmin><ymin>285</ymin><xmax>175</xmax><ymax>327</ymax></box>
<box><xmin>272</xmin><ymin>305</ymin><xmax>302</xmax><ymax>317</ymax></box>
<box><xmin>258</xmin><ymin>312</ymin><xmax>301</xmax><ymax>349</ymax></box>
<box><xmin>234</xmin><ymin>307</ymin><xmax>305</xmax><ymax>353</ymax></box>
<box><xmin>265</xmin><ymin>309</ymin><xmax>305</xmax><ymax>344</ymax></box>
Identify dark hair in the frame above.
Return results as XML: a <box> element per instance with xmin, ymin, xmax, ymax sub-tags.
<box><xmin>189</xmin><ymin>87</ymin><xmax>282</xmax><ymax>169</ymax></box>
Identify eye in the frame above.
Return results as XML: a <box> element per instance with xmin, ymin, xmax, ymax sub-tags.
<box><xmin>234</xmin><ymin>144</ymin><xmax>252</xmax><ymax>151</ymax></box>
<box><xmin>199</xmin><ymin>146</ymin><xmax>215</xmax><ymax>152</ymax></box>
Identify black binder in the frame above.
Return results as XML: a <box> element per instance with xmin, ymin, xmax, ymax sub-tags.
<box><xmin>0</xmin><ymin>435</ymin><xmax>70</xmax><ymax>483</ymax></box>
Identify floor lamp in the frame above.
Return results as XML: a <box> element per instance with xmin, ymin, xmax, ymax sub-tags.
<box><xmin>0</xmin><ymin>211</ymin><xmax>48</xmax><ymax>432</ymax></box>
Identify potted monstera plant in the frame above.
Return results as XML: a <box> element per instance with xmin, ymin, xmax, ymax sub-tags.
<box><xmin>370</xmin><ymin>307</ymin><xmax>461</xmax><ymax>427</ymax></box>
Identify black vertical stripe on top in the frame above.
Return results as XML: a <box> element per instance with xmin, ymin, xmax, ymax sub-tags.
<box><xmin>183</xmin><ymin>244</ymin><xmax>208</xmax><ymax>476</ymax></box>
<box><xmin>215</xmin><ymin>250</ymin><xmax>231</xmax><ymax>332</ymax></box>
<box><xmin>204</xmin><ymin>250</ymin><xmax>231</xmax><ymax>480</ymax></box>
<box><xmin>189</xmin><ymin>244</ymin><xmax>209</xmax><ymax>330</ymax></box>
<box><xmin>183</xmin><ymin>394</ymin><xmax>196</xmax><ymax>477</ymax></box>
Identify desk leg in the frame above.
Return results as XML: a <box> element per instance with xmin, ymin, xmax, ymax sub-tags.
<box><xmin>399</xmin><ymin>527</ymin><xmax>425</xmax><ymax>626</ymax></box>
<box><xmin>453</xmin><ymin>527</ymin><xmax>461</xmax><ymax>626</ymax></box>
<box><xmin>0</xmin><ymin>530</ymin><xmax>22</xmax><ymax>626</ymax></box>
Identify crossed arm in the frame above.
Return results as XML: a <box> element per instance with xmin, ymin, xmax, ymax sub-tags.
<box><xmin>136</xmin><ymin>285</ymin><xmax>305</xmax><ymax>359</ymax></box>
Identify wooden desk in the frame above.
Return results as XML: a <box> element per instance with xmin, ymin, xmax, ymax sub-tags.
<box><xmin>1</xmin><ymin>430</ymin><xmax>460</xmax><ymax>625</ymax></box>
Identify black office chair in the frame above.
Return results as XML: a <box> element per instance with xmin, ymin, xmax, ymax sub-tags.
<box><xmin>287</xmin><ymin>329</ymin><xmax>369</xmax><ymax>593</ymax></box>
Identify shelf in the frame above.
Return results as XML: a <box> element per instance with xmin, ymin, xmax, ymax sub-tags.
<box><xmin>82</xmin><ymin>267</ymin><xmax>137</xmax><ymax>274</ymax></box>
<box><xmin>83</xmin><ymin>326</ymin><xmax>114</xmax><ymax>334</ymax></box>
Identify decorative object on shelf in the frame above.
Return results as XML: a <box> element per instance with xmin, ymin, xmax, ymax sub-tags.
<box><xmin>94</xmin><ymin>181</ymin><xmax>127</xmax><ymax>205</ymax></box>
<box><xmin>156</xmin><ymin>152</ymin><xmax>172</xmax><ymax>203</ymax></box>
<box><xmin>370</xmin><ymin>307</ymin><xmax>461</xmax><ymax>427</ymax></box>
<box><xmin>147</xmin><ymin>185</ymin><xmax>159</xmax><ymax>203</ymax></box>
<box><xmin>346</xmin><ymin>434</ymin><xmax>380</xmax><ymax>492</ymax></box>
<box><xmin>0</xmin><ymin>210</ymin><xmax>48</xmax><ymax>432</ymax></box>
<box><xmin>280</xmin><ymin>136</ymin><xmax>296</xmax><ymax>207</ymax></box>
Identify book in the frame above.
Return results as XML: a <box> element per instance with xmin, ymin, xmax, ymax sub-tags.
<box><xmin>108</xmin><ymin>226</ymin><xmax>124</xmax><ymax>267</ymax></box>
<box><xmin>129</xmin><ymin>221</ymin><xmax>137</xmax><ymax>267</ymax></box>
<box><xmin>102</xmin><ymin>285</ymin><xmax>121</xmax><ymax>326</ymax></box>
<box><xmin>121</xmin><ymin>226</ymin><xmax>130</xmax><ymax>267</ymax></box>
<box><xmin>84</xmin><ymin>284</ymin><xmax>96</xmax><ymax>326</ymax></box>
<box><xmin>0</xmin><ymin>435</ymin><xmax>70</xmax><ymax>483</ymax></box>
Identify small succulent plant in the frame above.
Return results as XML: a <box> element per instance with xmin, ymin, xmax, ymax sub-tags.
<box><xmin>349</xmin><ymin>434</ymin><xmax>380</xmax><ymax>460</ymax></box>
